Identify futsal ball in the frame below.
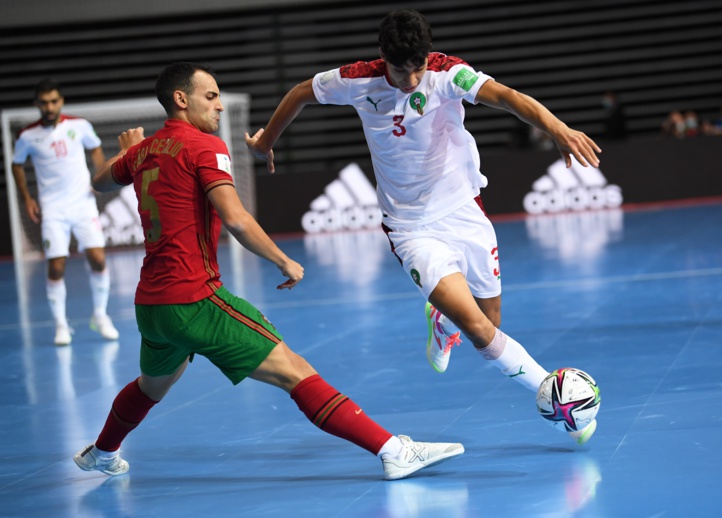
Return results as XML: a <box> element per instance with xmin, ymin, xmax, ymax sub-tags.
<box><xmin>536</xmin><ymin>368</ymin><xmax>601</xmax><ymax>433</ymax></box>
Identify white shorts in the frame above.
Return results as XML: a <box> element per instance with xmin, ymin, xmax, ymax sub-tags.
<box><xmin>383</xmin><ymin>196</ymin><xmax>501</xmax><ymax>300</ymax></box>
<box><xmin>41</xmin><ymin>195</ymin><xmax>105</xmax><ymax>259</ymax></box>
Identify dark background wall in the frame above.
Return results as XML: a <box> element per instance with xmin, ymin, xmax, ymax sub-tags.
<box><xmin>0</xmin><ymin>0</ymin><xmax>342</xmax><ymax>28</ymax></box>
<box><xmin>2</xmin><ymin>0</ymin><xmax>721</xmax><ymax>253</ymax></box>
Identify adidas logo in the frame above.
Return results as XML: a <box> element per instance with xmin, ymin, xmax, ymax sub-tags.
<box><xmin>301</xmin><ymin>163</ymin><xmax>382</xmax><ymax>233</ymax></box>
<box><xmin>523</xmin><ymin>158</ymin><xmax>623</xmax><ymax>214</ymax></box>
<box><xmin>98</xmin><ymin>185</ymin><xmax>145</xmax><ymax>246</ymax></box>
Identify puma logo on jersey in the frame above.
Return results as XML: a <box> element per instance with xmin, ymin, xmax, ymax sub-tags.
<box><xmin>365</xmin><ymin>96</ymin><xmax>381</xmax><ymax>111</ymax></box>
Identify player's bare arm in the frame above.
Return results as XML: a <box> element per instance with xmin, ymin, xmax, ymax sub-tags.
<box><xmin>245</xmin><ymin>79</ymin><xmax>318</xmax><ymax>174</ymax></box>
<box><xmin>10</xmin><ymin>163</ymin><xmax>41</xmax><ymax>224</ymax></box>
<box><xmin>476</xmin><ymin>79</ymin><xmax>601</xmax><ymax>168</ymax></box>
<box><xmin>92</xmin><ymin>128</ymin><xmax>144</xmax><ymax>192</ymax></box>
<box><xmin>207</xmin><ymin>184</ymin><xmax>304</xmax><ymax>289</ymax></box>
<box><xmin>89</xmin><ymin>146</ymin><xmax>106</xmax><ymax>173</ymax></box>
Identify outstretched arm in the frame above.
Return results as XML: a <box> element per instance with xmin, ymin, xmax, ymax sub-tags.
<box><xmin>207</xmin><ymin>184</ymin><xmax>304</xmax><ymax>290</ymax></box>
<box><xmin>476</xmin><ymin>80</ymin><xmax>601</xmax><ymax>168</ymax></box>
<box><xmin>245</xmin><ymin>78</ymin><xmax>318</xmax><ymax>173</ymax></box>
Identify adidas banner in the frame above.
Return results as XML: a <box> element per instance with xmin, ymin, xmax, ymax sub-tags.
<box><xmin>252</xmin><ymin>137</ymin><xmax>720</xmax><ymax>235</ymax></box>
<box><xmin>69</xmin><ymin>136</ymin><xmax>721</xmax><ymax>246</ymax></box>
<box><xmin>479</xmin><ymin>137</ymin><xmax>720</xmax><ymax>217</ymax></box>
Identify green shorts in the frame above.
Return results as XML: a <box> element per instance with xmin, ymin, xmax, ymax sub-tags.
<box><xmin>135</xmin><ymin>286</ymin><xmax>282</xmax><ymax>385</ymax></box>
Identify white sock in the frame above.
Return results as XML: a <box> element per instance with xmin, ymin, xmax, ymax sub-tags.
<box><xmin>89</xmin><ymin>269</ymin><xmax>110</xmax><ymax>318</ymax></box>
<box><xmin>46</xmin><ymin>278</ymin><xmax>68</xmax><ymax>327</ymax></box>
<box><xmin>93</xmin><ymin>445</ymin><xmax>118</xmax><ymax>459</ymax></box>
<box><xmin>377</xmin><ymin>435</ymin><xmax>403</xmax><ymax>459</ymax></box>
<box><xmin>477</xmin><ymin>329</ymin><xmax>549</xmax><ymax>392</ymax></box>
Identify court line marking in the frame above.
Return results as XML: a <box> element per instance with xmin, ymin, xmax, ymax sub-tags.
<box><xmin>258</xmin><ymin>267</ymin><xmax>722</xmax><ymax>310</ymax></box>
<box><xmin>1</xmin><ymin>267</ymin><xmax>720</xmax><ymax>332</ymax></box>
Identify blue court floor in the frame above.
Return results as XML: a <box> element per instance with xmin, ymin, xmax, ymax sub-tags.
<box><xmin>1</xmin><ymin>202</ymin><xmax>721</xmax><ymax>517</ymax></box>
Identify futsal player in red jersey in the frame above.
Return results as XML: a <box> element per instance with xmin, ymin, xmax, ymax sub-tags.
<box><xmin>72</xmin><ymin>62</ymin><xmax>463</xmax><ymax>481</ymax></box>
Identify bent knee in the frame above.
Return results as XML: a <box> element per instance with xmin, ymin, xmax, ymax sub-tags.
<box><xmin>455</xmin><ymin>315</ymin><xmax>497</xmax><ymax>348</ymax></box>
<box><xmin>287</xmin><ymin>351</ymin><xmax>317</xmax><ymax>384</ymax></box>
<box><xmin>85</xmin><ymin>248</ymin><xmax>107</xmax><ymax>271</ymax></box>
<box><xmin>254</xmin><ymin>343</ymin><xmax>318</xmax><ymax>392</ymax></box>
<box><xmin>487</xmin><ymin>311</ymin><xmax>501</xmax><ymax>328</ymax></box>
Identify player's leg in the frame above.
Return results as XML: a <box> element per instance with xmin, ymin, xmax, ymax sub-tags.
<box><xmin>74</xmin><ymin>303</ymin><xmax>191</xmax><ymax>476</ymax></box>
<box><xmin>47</xmin><ymin>256</ymin><xmax>66</xmax><ymax>281</ymax></box>
<box><xmin>84</xmin><ymin>247</ymin><xmax>118</xmax><ymax>339</ymax></box>
<box><xmin>424</xmin><ymin>292</ymin><xmax>500</xmax><ymax>370</ymax></box>
<box><xmin>422</xmin><ymin>198</ymin><xmax>502</xmax><ymax>369</ymax></box>
<box><xmin>201</xmin><ymin>286</ymin><xmax>463</xmax><ymax>480</ymax></box>
<box><xmin>433</xmin><ymin>293</ymin><xmax>501</xmax><ymax>352</ymax></box>
<box><xmin>73</xmin><ymin>362</ymin><xmax>188</xmax><ymax>476</ymax></box>
<box><xmin>431</xmin><ymin>272</ymin><xmax>549</xmax><ymax>391</ymax></box>
<box><xmin>425</xmin><ymin>200</ymin><xmax>596</xmax><ymax>442</ymax></box>
<box><xmin>201</xmin><ymin>287</ymin><xmax>396</xmax><ymax>455</ymax></box>
<box><xmin>475</xmin><ymin>294</ymin><xmax>501</xmax><ymax>328</ymax></box>
<box><xmin>75</xmin><ymin>206</ymin><xmax>118</xmax><ymax>340</ymax></box>
<box><xmin>251</xmin><ymin>340</ymin><xmax>394</xmax><ymax>452</ymax></box>
<box><xmin>250</xmin><ymin>340</ymin><xmax>464</xmax><ymax>480</ymax></box>
<box><xmin>405</xmin><ymin>198</ymin><xmax>542</xmax><ymax>385</ymax></box>
<box><xmin>433</xmin><ymin>200</ymin><xmax>548</xmax><ymax>390</ymax></box>
<box><xmin>428</xmin><ymin>272</ymin><xmax>495</xmax><ymax>346</ymax></box>
<box><xmin>42</xmin><ymin>217</ymin><xmax>72</xmax><ymax>345</ymax></box>
<box><xmin>381</xmin><ymin>223</ymin><xmax>468</xmax><ymax>373</ymax></box>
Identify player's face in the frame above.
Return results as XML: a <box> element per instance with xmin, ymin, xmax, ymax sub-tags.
<box><xmin>35</xmin><ymin>90</ymin><xmax>64</xmax><ymax>127</ymax></box>
<box><xmin>384</xmin><ymin>57</ymin><xmax>428</xmax><ymax>94</ymax></box>
<box><xmin>186</xmin><ymin>71</ymin><xmax>224</xmax><ymax>133</ymax></box>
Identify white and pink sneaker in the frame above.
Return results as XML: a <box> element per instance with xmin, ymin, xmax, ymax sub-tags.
<box><xmin>425</xmin><ymin>303</ymin><xmax>462</xmax><ymax>373</ymax></box>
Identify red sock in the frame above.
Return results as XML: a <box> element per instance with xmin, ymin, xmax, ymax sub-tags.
<box><xmin>95</xmin><ymin>378</ymin><xmax>158</xmax><ymax>452</ymax></box>
<box><xmin>290</xmin><ymin>374</ymin><xmax>392</xmax><ymax>455</ymax></box>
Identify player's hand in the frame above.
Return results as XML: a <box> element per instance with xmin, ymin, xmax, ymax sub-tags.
<box><xmin>552</xmin><ymin>126</ymin><xmax>602</xmax><ymax>168</ymax></box>
<box><xmin>277</xmin><ymin>259</ymin><xmax>304</xmax><ymax>290</ymax></box>
<box><xmin>118</xmin><ymin>127</ymin><xmax>144</xmax><ymax>152</ymax></box>
<box><xmin>245</xmin><ymin>128</ymin><xmax>276</xmax><ymax>174</ymax></box>
<box><xmin>24</xmin><ymin>198</ymin><xmax>41</xmax><ymax>224</ymax></box>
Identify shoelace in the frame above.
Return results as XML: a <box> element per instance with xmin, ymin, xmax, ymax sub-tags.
<box><xmin>443</xmin><ymin>332</ymin><xmax>462</xmax><ymax>354</ymax></box>
<box><xmin>432</xmin><ymin>307</ymin><xmax>462</xmax><ymax>355</ymax></box>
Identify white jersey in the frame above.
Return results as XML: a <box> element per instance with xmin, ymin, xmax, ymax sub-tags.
<box><xmin>312</xmin><ymin>52</ymin><xmax>492</xmax><ymax>228</ymax></box>
<box><xmin>13</xmin><ymin>115</ymin><xmax>101</xmax><ymax>211</ymax></box>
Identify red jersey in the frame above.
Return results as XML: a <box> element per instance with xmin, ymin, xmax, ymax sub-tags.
<box><xmin>112</xmin><ymin>119</ymin><xmax>234</xmax><ymax>304</ymax></box>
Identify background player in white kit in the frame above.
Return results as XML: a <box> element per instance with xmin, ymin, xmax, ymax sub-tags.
<box><xmin>11</xmin><ymin>79</ymin><xmax>119</xmax><ymax>345</ymax></box>
<box><xmin>246</xmin><ymin>9</ymin><xmax>602</xmax><ymax>444</ymax></box>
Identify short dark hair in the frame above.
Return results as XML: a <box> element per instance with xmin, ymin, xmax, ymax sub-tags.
<box><xmin>34</xmin><ymin>79</ymin><xmax>62</xmax><ymax>100</ymax></box>
<box><xmin>155</xmin><ymin>62</ymin><xmax>216</xmax><ymax>114</ymax></box>
<box><xmin>378</xmin><ymin>9</ymin><xmax>432</xmax><ymax>67</ymax></box>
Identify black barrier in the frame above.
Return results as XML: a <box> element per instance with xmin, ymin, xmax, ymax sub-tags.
<box><xmin>256</xmin><ymin>136</ymin><xmax>722</xmax><ymax>234</ymax></box>
<box><xmin>3</xmin><ymin>136</ymin><xmax>714</xmax><ymax>257</ymax></box>
<box><xmin>481</xmin><ymin>136</ymin><xmax>721</xmax><ymax>216</ymax></box>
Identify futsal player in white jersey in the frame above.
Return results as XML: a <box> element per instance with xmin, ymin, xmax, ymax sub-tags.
<box><xmin>12</xmin><ymin>79</ymin><xmax>119</xmax><ymax>345</ymax></box>
<box><xmin>246</xmin><ymin>10</ymin><xmax>602</xmax><ymax>444</ymax></box>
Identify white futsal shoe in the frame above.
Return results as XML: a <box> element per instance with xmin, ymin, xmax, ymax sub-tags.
<box><xmin>74</xmin><ymin>444</ymin><xmax>129</xmax><ymax>476</ymax></box>
<box><xmin>54</xmin><ymin>324</ymin><xmax>72</xmax><ymax>346</ymax></box>
<box><xmin>382</xmin><ymin>435</ymin><xmax>465</xmax><ymax>480</ymax></box>
<box><xmin>90</xmin><ymin>314</ymin><xmax>120</xmax><ymax>340</ymax></box>
<box><xmin>425</xmin><ymin>303</ymin><xmax>462</xmax><ymax>373</ymax></box>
